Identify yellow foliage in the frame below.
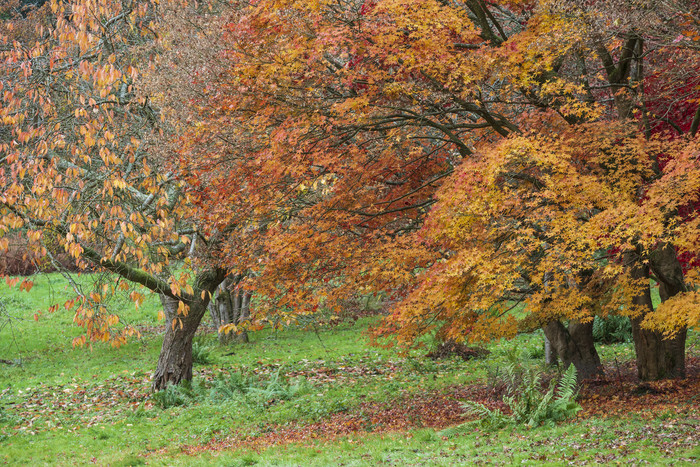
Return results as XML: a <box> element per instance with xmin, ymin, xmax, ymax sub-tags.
<box><xmin>644</xmin><ymin>291</ymin><xmax>700</xmax><ymax>336</ymax></box>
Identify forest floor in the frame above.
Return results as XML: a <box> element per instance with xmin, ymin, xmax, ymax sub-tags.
<box><xmin>1</xmin><ymin>274</ymin><xmax>698</xmax><ymax>465</ymax></box>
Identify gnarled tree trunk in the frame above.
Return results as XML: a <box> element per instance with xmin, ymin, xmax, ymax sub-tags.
<box><xmin>629</xmin><ymin>244</ymin><xmax>687</xmax><ymax>380</ymax></box>
<box><xmin>540</xmin><ymin>269</ymin><xmax>602</xmax><ymax>380</ymax></box>
<box><xmin>151</xmin><ymin>268</ymin><xmax>227</xmax><ymax>391</ymax></box>
<box><xmin>152</xmin><ymin>294</ymin><xmax>212</xmax><ymax>390</ymax></box>
<box><xmin>543</xmin><ymin>319</ymin><xmax>604</xmax><ymax>380</ymax></box>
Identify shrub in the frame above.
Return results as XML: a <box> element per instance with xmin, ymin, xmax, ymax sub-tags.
<box><xmin>592</xmin><ymin>315</ymin><xmax>632</xmax><ymax>344</ymax></box>
<box><xmin>463</xmin><ymin>363</ymin><xmax>581</xmax><ymax>429</ymax></box>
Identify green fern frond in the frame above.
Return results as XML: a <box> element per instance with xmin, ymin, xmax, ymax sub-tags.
<box><xmin>463</xmin><ymin>361</ymin><xmax>582</xmax><ymax>431</ymax></box>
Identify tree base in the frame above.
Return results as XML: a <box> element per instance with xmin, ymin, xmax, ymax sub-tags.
<box><xmin>544</xmin><ymin>320</ymin><xmax>604</xmax><ymax>381</ymax></box>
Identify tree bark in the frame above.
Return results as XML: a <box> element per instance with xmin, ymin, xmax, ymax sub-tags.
<box><xmin>151</xmin><ymin>268</ymin><xmax>226</xmax><ymax>391</ymax></box>
<box><xmin>628</xmin><ymin>244</ymin><xmax>687</xmax><ymax>380</ymax></box>
<box><xmin>239</xmin><ymin>291</ymin><xmax>251</xmax><ymax>343</ymax></box>
<box><xmin>631</xmin><ymin>316</ymin><xmax>686</xmax><ymax>380</ymax></box>
<box><xmin>544</xmin><ymin>335</ymin><xmax>558</xmax><ymax>366</ymax></box>
<box><xmin>209</xmin><ymin>276</ymin><xmax>251</xmax><ymax>345</ymax></box>
<box><xmin>543</xmin><ymin>319</ymin><xmax>604</xmax><ymax>380</ymax></box>
<box><xmin>152</xmin><ymin>294</ymin><xmax>214</xmax><ymax>390</ymax></box>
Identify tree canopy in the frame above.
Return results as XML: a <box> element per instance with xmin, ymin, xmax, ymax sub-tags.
<box><xmin>1</xmin><ymin>0</ymin><xmax>699</xmax><ymax>385</ymax></box>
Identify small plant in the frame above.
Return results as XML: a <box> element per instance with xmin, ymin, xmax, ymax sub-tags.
<box><xmin>484</xmin><ymin>362</ymin><xmax>505</xmax><ymax>393</ymax></box>
<box><xmin>152</xmin><ymin>381</ymin><xmax>201</xmax><ymax>409</ymax></box>
<box><xmin>191</xmin><ymin>340</ymin><xmax>214</xmax><ymax>365</ymax></box>
<box><xmin>463</xmin><ymin>363</ymin><xmax>581</xmax><ymax>429</ymax></box>
<box><xmin>209</xmin><ymin>367</ymin><xmax>311</xmax><ymax>409</ymax></box>
<box><xmin>593</xmin><ymin>315</ymin><xmax>632</xmax><ymax>344</ymax></box>
<box><xmin>460</xmin><ymin>400</ymin><xmax>510</xmax><ymax>430</ymax></box>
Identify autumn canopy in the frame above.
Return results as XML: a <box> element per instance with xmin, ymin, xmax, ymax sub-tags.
<box><xmin>1</xmin><ymin>0</ymin><xmax>699</xmax><ymax>386</ymax></box>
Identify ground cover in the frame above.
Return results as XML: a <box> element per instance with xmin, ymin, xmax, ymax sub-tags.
<box><xmin>0</xmin><ymin>274</ymin><xmax>698</xmax><ymax>465</ymax></box>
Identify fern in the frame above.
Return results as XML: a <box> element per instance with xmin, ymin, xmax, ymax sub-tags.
<box><xmin>209</xmin><ymin>367</ymin><xmax>310</xmax><ymax>407</ymax></box>
<box><xmin>191</xmin><ymin>340</ymin><xmax>214</xmax><ymax>365</ymax></box>
<box><xmin>593</xmin><ymin>315</ymin><xmax>632</xmax><ymax>343</ymax></box>
<box><xmin>152</xmin><ymin>383</ymin><xmax>191</xmax><ymax>409</ymax></box>
<box><xmin>457</xmin><ymin>363</ymin><xmax>581</xmax><ymax>432</ymax></box>
<box><xmin>461</xmin><ymin>400</ymin><xmax>509</xmax><ymax>429</ymax></box>
<box><xmin>548</xmin><ymin>364</ymin><xmax>581</xmax><ymax>423</ymax></box>
<box><xmin>155</xmin><ymin>367</ymin><xmax>312</xmax><ymax>411</ymax></box>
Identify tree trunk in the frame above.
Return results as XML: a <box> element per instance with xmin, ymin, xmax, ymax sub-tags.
<box><xmin>543</xmin><ymin>319</ymin><xmax>604</xmax><ymax>380</ymax></box>
<box><xmin>629</xmin><ymin>244</ymin><xmax>687</xmax><ymax>380</ymax></box>
<box><xmin>209</xmin><ymin>276</ymin><xmax>251</xmax><ymax>345</ymax></box>
<box><xmin>544</xmin><ymin>335</ymin><xmax>558</xmax><ymax>366</ymax></box>
<box><xmin>631</xmin><ymin>317</ymin><xmax>687</xmax><ymax>380</ymax></box>
<box><xmin>152</xmin><ymin>294</ymin><xmax>209</xmax><ymax>391</ymax></box>
<box><xmin>239</xmin><ymin>291</ymin><xmax>251</xmax><ymax>343</ymax></box>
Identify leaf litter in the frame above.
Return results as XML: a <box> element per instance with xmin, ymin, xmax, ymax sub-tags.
<box><xmin>2</xmin><ymin>356</ymin><xmax>698</xmax><ymax>463</ymax></box>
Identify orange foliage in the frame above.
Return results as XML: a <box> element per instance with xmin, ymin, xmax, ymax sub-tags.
<box><xmin>0</xmin><ymin>0</ymin><xmax>219</xmax><ymax>345</ymax></box>
<box><xmin>177</xmin><ymin>0</ymin><xmax>700</xmax><ymax>349</ymax></box>
<box><xmin>3</xmin><ymin>0</ymin><xmax>699</xmax><ymax>355</ymax></box>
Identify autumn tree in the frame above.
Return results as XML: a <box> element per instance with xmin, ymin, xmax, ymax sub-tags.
<box><xmin>174</xmin><ymin>0</ymin><xmax>608</xmax><ymax>377</ymax></box>
<box><xmin>375</xmin><ymin>0</ymin><xmax>700</xmax><ymax>380</ymax></box>
<box><xmin>0</xmin><ymin>0</ymin><xmax>234</xmax><ymax>390</ymax></box>
<box><xmin>175</xmin><ymin>0</ymin><xmax>519</xmax><ymax>328</ymax></box>
<box><xmin>176</xmin><ymin>0</ymin><xmax>700</xmax><ymax>381</ymax></box>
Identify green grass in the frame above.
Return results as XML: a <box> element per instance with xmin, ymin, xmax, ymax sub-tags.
<box><xmin>0</xmin><ymin>273</ymin><xmax>698</xmax><ymax>466</ymax></box>
<box><xmin>148</xmin><ymin>416</ymin><xmax>700</xmax><ymax>466</ymax></box>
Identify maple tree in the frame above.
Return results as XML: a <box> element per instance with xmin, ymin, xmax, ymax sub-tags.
<box><xmin>180</xmin><ymin>0</ymin><xmax>700</xmax><ymax>381</ymax></box>
<box><xmin>379</xmin><ymin>0</ymin><xmax>700</xmax><ymax>380</ymax></box>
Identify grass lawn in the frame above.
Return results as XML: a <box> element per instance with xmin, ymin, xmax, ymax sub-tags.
<box><xmin>1</xmin><ymin>274</ymin><xmax>698</xmax><ymax>465</ymax></box>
